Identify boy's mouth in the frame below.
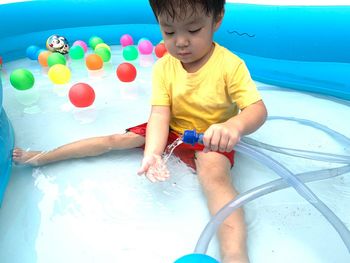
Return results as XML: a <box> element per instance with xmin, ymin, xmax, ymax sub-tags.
<box><xmin>178</xmin><ymin>52</ymin><xmax>191</xmax><ymax>57</ymax></box>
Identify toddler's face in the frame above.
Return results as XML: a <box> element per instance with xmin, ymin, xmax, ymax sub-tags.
<box><xmin>158</xmin><ymin>6</ymin><xmax>221</xmax><ymax>71</ymax></box>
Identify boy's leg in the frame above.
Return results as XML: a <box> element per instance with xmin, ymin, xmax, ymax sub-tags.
<box><xmin>195</xmin><ymin>151</ymin><xmax>249</xmax><ymax>263</ymax></box>
<box><xmin>13</xmin><ymin>132</ymin><xmax>145</xmax><ymax>166</ymax></box>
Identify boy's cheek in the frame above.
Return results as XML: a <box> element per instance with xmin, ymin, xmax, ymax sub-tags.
<box><xmin>162</xmin><ymin>41</ymin><xmax>172</xmax><ymax>53</ymax></box>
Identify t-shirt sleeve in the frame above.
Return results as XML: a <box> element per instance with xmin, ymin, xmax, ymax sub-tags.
<box><xmin>151</xmin><ymin>59</ymin><xmax>171</xmax><ymax>106</ymax></box>
<box><xmin>227</xmin><ymin>60</ymin><xmax>262</xmax><ymax>109</ymax></box>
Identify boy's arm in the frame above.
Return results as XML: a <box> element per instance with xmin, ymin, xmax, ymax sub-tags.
<box><xmin>144</xmin><ymin>105</ymin><xmax>170</xmax><ymax>156</ymax></box>
<box><xmin>137</xmin><ymin>105</ymin><xmax>171</xmax><ymax>181</ymax></box>
<box><xmin>203</xmin><ymin>100</ymin><xmax>267</xmax><ymax>152</ymax></box>
<box><xmin>226</xmin><ymin>100</ymin><xmax>267</xmax><ymax>136</ymax></box>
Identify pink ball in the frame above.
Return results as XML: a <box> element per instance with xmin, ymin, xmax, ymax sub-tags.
<box><xmin>120</xmin><ymin>34</ymin><xmax>134</xmax><ymax>47</ymax></box>
<box><xmin>138</xmin><ymin>40</ymin><xmax>153</xmax><ymax>55</ymax></box>
<box><xmin>73</xmin><ymin>40</ymin><xmax>88</xmax><ymax>52</ymax></box>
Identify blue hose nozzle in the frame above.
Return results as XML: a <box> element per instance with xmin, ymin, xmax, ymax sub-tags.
<box><xmin>182</xmin><ymin>130</ymin><xmax>204</xmax><ymax>145</ymax></box>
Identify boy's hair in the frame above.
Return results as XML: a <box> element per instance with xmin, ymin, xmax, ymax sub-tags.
<box><xmin>149</xmin><ymin>0</ymin><xmax>225</xmax><ymax>21</ymax></box>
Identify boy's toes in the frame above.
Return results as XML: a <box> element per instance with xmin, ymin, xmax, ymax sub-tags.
<box><xmin>12</xmin><ymin>148</ymin><xmax>23</xmax><ymax>158</ymax></box>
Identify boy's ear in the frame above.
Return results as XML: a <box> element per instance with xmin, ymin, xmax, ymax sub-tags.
<box><xmin>214</xmin><ymin>10</ymin><xmax>224</xmax><ymax>31</ymax></box>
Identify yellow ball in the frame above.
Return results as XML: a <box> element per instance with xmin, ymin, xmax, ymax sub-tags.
<box><xmin>48</xmin><ymin>64</ymin><xmax>71</xmax><ymax>84</ymax></box>
<box><xmin>94</xmin><ymin>43</ymin><xmax>111</xmax><ymax>51</ymax></box>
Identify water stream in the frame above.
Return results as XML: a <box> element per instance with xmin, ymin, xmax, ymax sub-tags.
<box><xmin>162</xmin><ymin>138</ymin><xmax>183</xmax><ymax>164</ymax></box>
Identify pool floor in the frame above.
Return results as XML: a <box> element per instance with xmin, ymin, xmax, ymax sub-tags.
<box><xmin>0</xmin><ymin>46</ymin><xmax>349</xmax><ymax>262</ymax></box>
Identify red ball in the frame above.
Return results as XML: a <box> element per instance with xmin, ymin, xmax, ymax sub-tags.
<box><xmin>154</xmin><ymin>43</ymin><xmax>167</xmax><ymax>58</ymax></box>
<box><xmin>116</xmin><ymin>62</ymin><xmax>137</xmax><ymax>82</ymax></box>
<box><xmin>69</xmin><ymin>83</ymin><xmax>95</xmax><ymax>108</ymax></box>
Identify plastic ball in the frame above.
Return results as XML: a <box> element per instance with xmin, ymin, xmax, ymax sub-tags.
<box><xmin>10</xmin><ymin>69</ymin><xmax>35</xmax><ymax>90</ymax></box>
<box><xmin>95</xmin><ymin>47</ymin><xmax>111</xmax><ymax>62</ymax></box>
<box><xmin>85</xmin><ymin>54</ymin><xmax>103</xmax><ymax>70</ymax></box>
<box><xmin>46</xmin><ymin>34</ymin><xmax>70</xmax><ymax>54</ymax></box>
<box><xmin>47</xmin><ymin>52</ymin><xmax>66</xmax><ymax>67</ymax></box>
<box><xmin>120</xmin><ymin>34</ymin><xmax>133</xmax><ymax>47</ymax></box>
<box><xmin>116</xmin><ymin>63</ymin><xmax>137</xmax><ymax>82</ymax></box>
<box><xmin>155</xmin><ymin>43</ymin><xmax>167</xmax><ymax>58</ymax></box>
<box><xmin>69</xmin><ymin>82</ymin><xmax>95</xmax><ymax>107</ymax></box>
<box><xmin>137</xmin><ymin>37</ymin><xmax>149</xmax><ymax>45</ymax></box>
<box><xmin>35</xmin><ymin>48</ymin><xmax>46</xmax><ymax>59</ymax></box>
<box><xmin>122</xmin><ymin>45</ymin><xmax>139</xmax><ymax>61</ymax></box>
<box><xmin>69</xmin><ymin>45</ymin><xmax>85</xmax><ymax>60</ymax></box>
<box><xmin>26</xmin><ymin>45</ymin><xmax>40</xmax><ymax>60</ymax></box>
<box><xmin>48</xmin><ymin>64</ymin><xmax>71</xmax><ymax>84</ymax></box>
<box><xmin>38</xmin><ymin>50</ymin><xmax>52</xmax><ymax>67</ymax></box>
<box><xmin>0</xmin><ymin>56</ymin><xmax>3</xmax><ymax>67</ymax></box>
<box><xmin>174</xmin><ymin>254</ymin><xmax>219</xmax><ymax>263</ymax></box>
<box><xmin>72</xmin><ymin>40</ymin><xmax>88</xmax><ymax>52</ymax></box>
<box><xmin>138</xmin><ymin>39</ymin><xmax>153</xmax><ymax>55</ymax></box>
<box><xmin>94</xmin><ymin>43</ymin><xmax>111</xmax><ymax>51</ymax></box>
<box><xmin>88</xmin><ymin>36</ymin><xmax>104</xmax><ymax>49</ymax></box>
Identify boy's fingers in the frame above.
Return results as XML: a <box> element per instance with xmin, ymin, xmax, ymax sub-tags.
<box><xmin>202</xmin><ymin>147</ymin><xmax>210</xmax><ymax>153</ymax></box>
<box><xmin>154</xmin><ymin>170</ymin><xmax>170</xmax><ymax>181</ymax></box>
<box><xmin>138</xmin><ymin>155</ymin><xmax>156</xmax><ymax>174</ymax></box>
<box><xmin>137</xmin><ymin>160</ymin><xmax>150</xmax><ymax>175</ymax></box>
<box><xmin>145</xmin><ymin>173</ymin><xmax>157</xmax><ymax>183</ymax></box>
<box><xmin>137</xmin><ymin>167</ymin><xmax>145</xmax><ymax>175</ymax></box>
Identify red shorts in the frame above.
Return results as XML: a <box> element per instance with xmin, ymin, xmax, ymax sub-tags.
<box><xmin>126</xmin><ymin>123</ymin><xmax>235</xmax><ymax>170</ymax></box>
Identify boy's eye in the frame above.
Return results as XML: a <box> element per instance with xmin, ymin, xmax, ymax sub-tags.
<box><xmin>164</xmin><ymin>31</ymin><xmax>174</xmax><ymax>35</ymax></box>
<box><xmin>189</xmin><ymin>28</ymin><xmax>201</xmax><ymax>33</ymax></box>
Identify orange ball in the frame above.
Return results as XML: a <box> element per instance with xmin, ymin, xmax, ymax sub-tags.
<box><xmin>155</xmin><ymin>43</ymin><xmax>167</xmax><ymax>58</ymax></box>
<box><xmin>38</xmin><ymin>50</ymin><xmax>52</xmax><ymax>67</ymax></box>
<box><xmin>85</xmin><ymin>54</ymin><xmax>103</xmax><ymax>70</ymax></box>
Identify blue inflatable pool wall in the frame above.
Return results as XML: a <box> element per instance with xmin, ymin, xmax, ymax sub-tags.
<box><xmin>0</xmin><ymin>0</ymin><xmax>349</xmax><ymax>203</ymax></box>
<box><xmin>0</xmin><ymin>74</ymin><xmax>14</xmax><ymax>205</ymax></box>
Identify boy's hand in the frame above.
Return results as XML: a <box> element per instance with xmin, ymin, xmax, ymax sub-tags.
<box><xmin>202</xmin><ymin>123</ymin><xmax>241</xmax><ymax>153</ymax></box>
<box><xmin>137</xmin><ymin>154</ymin><xmax>170</xmax><ymax>182</ymax></box>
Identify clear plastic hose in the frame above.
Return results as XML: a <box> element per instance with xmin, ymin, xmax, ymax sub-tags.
<box><xmin>242</xmin><ymin>136</ymin><xmax>350</xmax><ymax>163</ymax></box>
<box><xmin>242</xmin><ymin>116</ymin><xmax>350</xmax><ymax>163</ymax></box>
<box><xmin>194</xmin><ymin>142</ymin><xmax>350</xmax><ymax>254</ymax></box>
<box><xmin>267</xmin><ymin>116</ymin><xmax>350</xmax><ymax>146</ymax></box>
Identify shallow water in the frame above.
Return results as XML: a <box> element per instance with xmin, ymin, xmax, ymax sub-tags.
<box><xmin>1</xmin><ymin>45</ymin><xmax>350</xmax><ymax>263</ymax></box>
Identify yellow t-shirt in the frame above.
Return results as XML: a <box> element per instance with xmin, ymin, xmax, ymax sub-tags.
<box><xmin>151</xmin><ymin>43</ymin><xmax>261</xmax><ymax>134</ymax></box>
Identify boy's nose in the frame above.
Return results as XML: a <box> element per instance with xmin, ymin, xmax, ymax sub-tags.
<box><xmin>175</xmin><ymin>36</ymin><xmax>189</xmax><ymax>48</ymax></box>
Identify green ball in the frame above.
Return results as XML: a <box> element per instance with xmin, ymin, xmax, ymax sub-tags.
<box><xmin>122</xmin><ymin>45</ymin><xmax>139</xmax><ymax>61</ymax></box>
<box><xmin>47</xmin><ymin>52</ymin><xmax>66</xmax><ymax>67</ymax></box>
<box><xmin>95</xmin><ymin>47</ymin><xmax>111</xmax><ymax>62</ymax></box>
<box><xmin>10</xmin><ymin>68</ymin><xmax>35</xmax><ymax>90</ymax></box>
<box><xmin>88</xmin><ymin>36</ymin><xmax>104</xmax><ymax>49</ymax></box>
<box><xmin>69</xmin><ymin>45</ymin><xmax>85</xmax><ymax>60</ymax></box>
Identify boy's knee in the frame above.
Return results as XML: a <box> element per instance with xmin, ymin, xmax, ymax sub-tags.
<box><xmin>195</xmin><ymin>154</ymin><xmax>232</xmax><ymax>193</ymax></box>
<box><xmin>197</xmin><ymin>166</ymin><xmax>232</xmax><ymax>191</ymax></box>
<box><xmin>196</xmin><ymin>152</ymin><xmax>230</xmax><ymax>175</ymax></box>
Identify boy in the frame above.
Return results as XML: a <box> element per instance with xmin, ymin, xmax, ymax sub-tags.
<box><xmin>14</xmin><ymin>0</ymin><xmax>267</xmax><ymax>262</ymax></box>
<box><xmin>138</xmin><ymin>1</ymin><xmax>266</xmax><ymax>262</ymax></box>
<box><xmin>139</xmin><ymin>0</ymin><xmax>267</xmax><ymax>263</ymax></box>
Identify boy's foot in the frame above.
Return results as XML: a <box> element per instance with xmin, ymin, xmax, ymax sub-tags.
<box><xmin>12</xmin><ymin>148</ymin><xmax>43</xmax><ymax>166</ymax></box>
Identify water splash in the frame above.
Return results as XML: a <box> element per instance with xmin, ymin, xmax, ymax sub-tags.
<box><xmin>162</xmin><ymin>138</ymin><xmax>183</xmax><ymax>163</ymax></box>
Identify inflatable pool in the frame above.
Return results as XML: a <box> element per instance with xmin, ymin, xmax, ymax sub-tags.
<box><xmin>2</xmin><ymin>1</ymin><xmax>350</xmax><ymax>202</ymax></box>
<box><xmin>0</xmin><ymin>1</ymin><xmax>349</xmax><ymax>262</ymax></box>
<box><xmin>1</xmin><ymin>1</ymin><xmax>350</xmax><ymax>185</ymax></box>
